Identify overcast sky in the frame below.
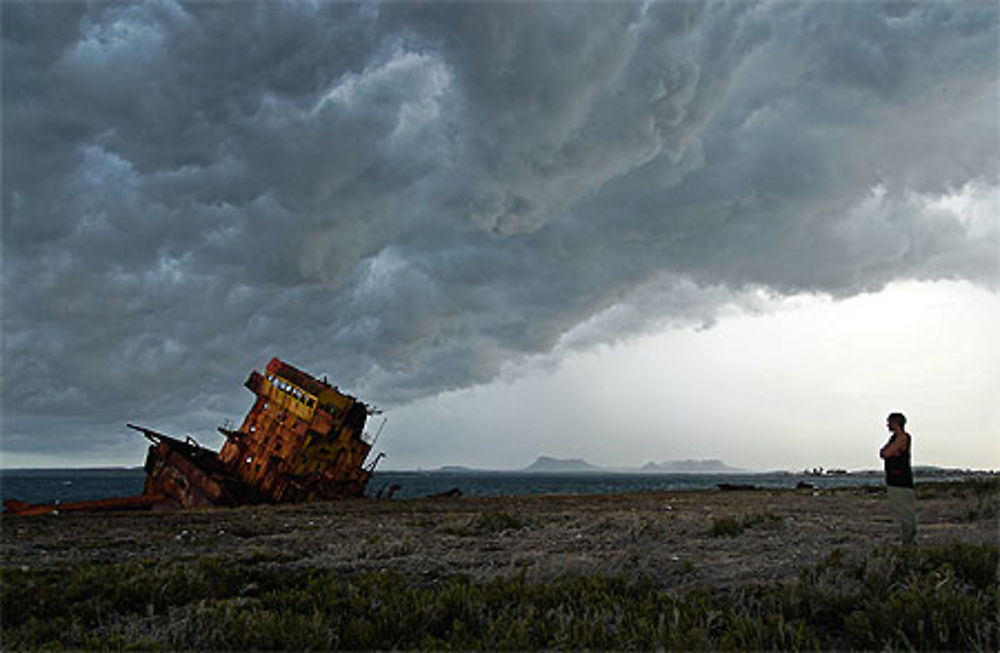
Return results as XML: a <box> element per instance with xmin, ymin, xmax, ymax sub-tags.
<box><xmin>2</xmin><ymin>1</ymin><xmax>997</xmax><ymax>472</ymax></box>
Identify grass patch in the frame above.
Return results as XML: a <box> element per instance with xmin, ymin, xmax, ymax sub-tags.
<box><xmin>796</xmin><ymin>542</ymin><xmax>998</xmax><ymax>649</ymax></box>
<box><xmin>357</xmin><ymin>533</ymin><xmax>416</xmax><ymax>559</ymax></box>
<box><xmin>709</xmin><ymin>511</ymin><xmax>781</xmax><ymax>537</ymax></box>
<box><xmin>917</xmin><ymin>476</ymin><xmax>1000</xmax><ymax>520</ymax></box>
<box><xmin>469</xmin><ymin>509</ymin><xmax>532</xmax><ymax>533</ymax></box>
<box><xmin>2</xmin><ymin>543</ymin><xmax>996</xmax><ymax>650</ymax></box>
<box><xmin>961</xmin><ymin>476</ymin><xmax>1000</xmax><ymax>521</ymax></box>
<box><xmin>242</xmin><ymin>549</ymin><xmax>304</xmax><ymax>565</ymax></box>
<box><xmin>443</xmin><ymin>510</ymin><xmax>533</xmax><ymax>536</ymax></box>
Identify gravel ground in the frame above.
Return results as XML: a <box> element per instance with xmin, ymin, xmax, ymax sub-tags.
<box><xmin>2</xmin><ymin>486</ymin><xmax>995</xmax><ymax>589</ymax></box>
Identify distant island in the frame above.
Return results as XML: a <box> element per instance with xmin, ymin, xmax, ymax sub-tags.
<box><xmin>522</xmin><ymin>456</ymin><xmax>603</xmax><ymax>473</ymax></box>
<box><xmin>429</xmin><ymin>459</ymin><xmax>999</xmax><ymax>475</ymax></box>
<box><xmin>639</xmin><ymin>459</ymin><xmax>744</xmax><ymax>473</ymax></box>
<box><xmin>519</xmin><ymin>456</ymin><xmax>744</xmax><ymax>474</ymax></box>
<box><xmin>431</xmin><ymin>456</ymin><xmax>745</xmax><ymax>474</ymax></box>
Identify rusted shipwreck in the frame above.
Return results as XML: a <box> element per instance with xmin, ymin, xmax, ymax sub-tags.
<box><xmin>4</xmin><ymin>358</ymin><xmax>384</xmax><ymax>516</ymax></box>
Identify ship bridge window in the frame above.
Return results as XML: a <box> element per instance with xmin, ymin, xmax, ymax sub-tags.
<box><xmin>265</xmin><ymin>375</ymin><xmax>316</xmax><ymax>408</ymax></box>
<box><xmin>268</xmin><ymin>380</ymin><xmax>315</xmax><ymax>411</ymax></box>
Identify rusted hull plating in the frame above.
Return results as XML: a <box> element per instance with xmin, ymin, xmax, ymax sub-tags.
<box><xmin>2</xmin><ymin>494</ymin><xmax>168</xmax><ymax>517</ymax></box>
<box><xmin>3</xmin><ymin>358</ymin><xmax>382</xmax><ymax>515</ymax></box>
<box><xmin>137</xmin><ymin>429</ymin><xmax>260</xmax><ymax>509</ymax></box>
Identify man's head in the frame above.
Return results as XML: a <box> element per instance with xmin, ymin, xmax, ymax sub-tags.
<box><xmin>887</xmin><ymin>412</ymin><xmax>907</xmax><ymax>432</ymax></box>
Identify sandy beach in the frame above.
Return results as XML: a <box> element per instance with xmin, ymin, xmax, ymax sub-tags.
<box><xmin>3</xmin><ymin>484</ymin><xmax>995</xmax><ymax>588</ymax></box>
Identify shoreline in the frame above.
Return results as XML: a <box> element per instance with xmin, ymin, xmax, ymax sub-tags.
<box><xmin>5</xmin><ymin>466</ymin><xmax>994</xmax><ymax>508</ymax></box>
<box><xmin>3</xmin><ymin>483</ymin><xmax>995</xmax><ymax>589</ymax></box>
<box><xmin>3</xmin><ymin>482</ymin><xmax>997</xmax><ymax>649</ymax></box>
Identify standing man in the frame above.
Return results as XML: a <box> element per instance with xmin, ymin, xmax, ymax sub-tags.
<box><xmin>879</xmin><ymin>412</ymin><xmax>916</xmax><ymax>544</ymax></box>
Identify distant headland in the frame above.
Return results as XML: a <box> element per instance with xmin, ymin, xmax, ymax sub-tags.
<box><xmin>524</xmin><ymin>456</ymin><xmax>744</xmax><ymax>473</ymax></box>
<box><xmin>437</xmin><ymin>456</ymin><xmax>746</xmax><ymax>474</ymax></box>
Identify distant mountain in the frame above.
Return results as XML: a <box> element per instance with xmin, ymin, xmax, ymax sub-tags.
<box><xmin>435</xmin><ymin>457</ymin><xmax>745</xmax><ymax>474</ymax></box>
<box><xmin>640</xmin><ymin>459</ymin><xmax>744</xmax><ymax>473</ymax></box>
<box><xmin>523</xmin><ymin>456</ymin><xmax>602</xmax><ymax>473</ymax></box>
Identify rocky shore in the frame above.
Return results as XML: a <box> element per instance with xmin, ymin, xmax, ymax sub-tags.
<box><xmin>3</xmin><ymin>482</ymin><xmax>995</xmax><ymax>589</ymax></box>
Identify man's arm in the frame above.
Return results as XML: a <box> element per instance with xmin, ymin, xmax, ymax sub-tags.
<box><xmin>880</xmin><ymin>434</ymin><xmax>908</xmax><ymax>459</ymax></box>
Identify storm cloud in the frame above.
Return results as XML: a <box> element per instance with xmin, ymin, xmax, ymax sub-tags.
<box><xmin>2</xmin><ymin>1</ymin><xmax>997</xmax><ymax>459</ymax></box>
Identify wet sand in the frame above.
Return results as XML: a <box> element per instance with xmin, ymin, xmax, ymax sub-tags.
<box><xmin>3</xmin><ymin>484</ymin><xmax>995</xmax><ymax>589</ymax></box>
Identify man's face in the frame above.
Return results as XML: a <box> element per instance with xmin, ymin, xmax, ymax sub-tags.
<box><xmin>887</xmin><ymin>418</ymin><xmax>897</xmax><ymax>432</ymax></box>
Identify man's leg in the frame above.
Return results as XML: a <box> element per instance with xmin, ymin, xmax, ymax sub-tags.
<box><xmin>887</xmin><ymin>486</ymin><xmax>917</xmax><ymax>544</ymax></box>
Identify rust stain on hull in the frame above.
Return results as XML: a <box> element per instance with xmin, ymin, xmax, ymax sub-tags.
<box><xmin>4</xmin><ymin>358</ymin><xmax>383</xmax><ymax>515</ymax></box>
<box><xmin>2</xmin><ymin>494</ymin><xmax>168</xmax><ymax>517</ymax></box>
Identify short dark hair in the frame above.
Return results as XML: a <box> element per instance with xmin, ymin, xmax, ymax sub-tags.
<box><xmin>888</xmin><ymin>412</ymin><xmax>906</xmax><ymax>428</ymax></box>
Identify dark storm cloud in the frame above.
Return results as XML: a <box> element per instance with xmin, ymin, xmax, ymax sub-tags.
<box><xmin>2</xmin><ymin>1</ymin><xmax>997</xmax><ymax>455</ymax></box>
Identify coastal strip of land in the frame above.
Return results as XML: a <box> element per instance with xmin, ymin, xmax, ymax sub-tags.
<box><xmin>2</xmin><ymin>480</ymin><xmax>997</xmax><ymax>649</ymax></box>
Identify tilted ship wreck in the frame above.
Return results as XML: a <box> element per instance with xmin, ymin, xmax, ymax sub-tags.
<box><xmin>4</xmin><ymin>358</ymin><xmax>384</xmax><ymax>516</ymax></box>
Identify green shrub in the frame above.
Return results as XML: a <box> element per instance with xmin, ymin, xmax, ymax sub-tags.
<box><xmin>469</xmin><ymin>510</ymin><xmax>532</xmax><ymax>533</ymax></box>
<box><xmin>710</xmin><ymin>515</ymin><xmax>745</xmax><ymax>537</ymax></box>
<box><xmin>797</xmin><ymin>543</ymin><xmax>999</xmax><ymax>650</ymax></box>
<box><xmin>444</xmin><ymin>509</ymin><xmax>533</xmax><ymax>536</ymax></box>
<box><xmin>962</xmin><ymin>477</ymin><xmax>1000</xmax><ymax>520</ymax></box>
<box><xmin>709</xmin><ymin>512</ymin><xmax>781</xmax><ymax>537</ymax></box>
<box><xmin>2</xmin><ymin>542</ymin><xmax>995</xmax><ymax>650</ymax></box>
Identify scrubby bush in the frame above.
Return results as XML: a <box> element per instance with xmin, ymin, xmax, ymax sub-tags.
<box><xmin>793</xmin><ymin>542</ymin><xmax>998</xmax><ymax>650</ymax></box>
<box><xmin>443</xmin><ymin>509</ymin><xmax>533</xmax><ymax>536</ymax></box>
<box><xmin>961</xmin><ymin>476</ymin><xmax>1000</xmax><ymax>520</ymax></box>
<box><xmin>2</xmin><ymin>543</ymin><xmax>996</xmax><ymax>650</ymax></box>
<box><xmin>469</xmin><ymin>509</ymin><xmax>532</xmax><ymax>533</ymax></box>
<box><xmin>708</xmin><ymin>511</ymin><xmax>781</xmax><ymax>537</ymax></box>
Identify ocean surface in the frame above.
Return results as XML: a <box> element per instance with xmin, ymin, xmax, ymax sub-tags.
<box><xmin>0</xmin><ymin>467</ymin><xmax>938</xmax><ymax>506</ymax></box>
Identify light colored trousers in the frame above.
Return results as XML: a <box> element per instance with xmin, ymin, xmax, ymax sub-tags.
<box><xmin>887</xmin><ymin>485</ymin><xmax>917</xmax><ymax>544</ymax></box>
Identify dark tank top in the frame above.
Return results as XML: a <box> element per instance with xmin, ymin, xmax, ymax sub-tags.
<box><xmin>884</xmin><ymin>433</ymin><xmax>913</xmax><ymax>488</ymax></box>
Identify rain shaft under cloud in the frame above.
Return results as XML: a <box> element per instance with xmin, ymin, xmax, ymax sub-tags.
<box><xmin>2</xmin><ymin>1</ymin><xmax>997</xmax><ymax>462</ymax></box>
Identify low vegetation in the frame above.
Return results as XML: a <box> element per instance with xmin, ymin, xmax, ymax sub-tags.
<box><xmin>916</xmin><ymin>476</ymin><xmax>1000</xmax><ymax>520</ymax></box>
<box><xmin>960</xmin><ymin>476</ymin><xmax>1000</xmax><ymax>520</ymax></box>
<box><xmin>442</xmin><ymin>509</ymin><xmax>533</xmax><ymax>536</ymax></box>
<box><xmin>2</xmin><ymin>542</ymin><xmax>995</xmax><ymax>650</ymax></box>
<box><xmin>708</xmin><ymin>511</ymin><xmax>781</xmax><ymax>537</ymax></box>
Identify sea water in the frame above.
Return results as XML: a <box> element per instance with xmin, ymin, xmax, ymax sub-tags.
<box><xmin>368</xmin><ymin>470</ymin><xmax>889</xmax><ymax>498</ymax></box>
<box><xmin>0</xmin><ymin>468</ymin><xmax>149</xmax><ymax>506</ymax></box>
<box><xmin>0</xmin><ymin>467</ymin><xmax>902</xmax><ymax>506</ymax></box>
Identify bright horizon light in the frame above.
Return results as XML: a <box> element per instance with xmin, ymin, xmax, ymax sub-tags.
<box><xmin>379</xmin><ymin>280</ymin><xmax>999</xmax><ymax>473</ymax></box>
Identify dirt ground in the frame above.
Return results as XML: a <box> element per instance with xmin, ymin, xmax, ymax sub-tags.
<box><xmin>2</xmin><ymin>486</ymin><xmax>996</xmax><ymax>589</ymax></box>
